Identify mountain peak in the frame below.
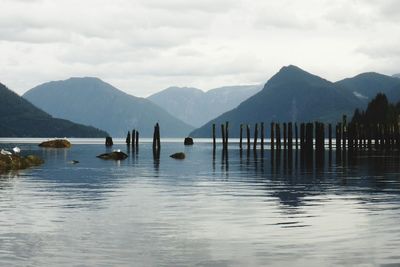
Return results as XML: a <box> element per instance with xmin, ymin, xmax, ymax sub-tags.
<box><xmin>267</xmin><ymin>65</ymin><xmax>331</xmax><ymax>88</ymax></box>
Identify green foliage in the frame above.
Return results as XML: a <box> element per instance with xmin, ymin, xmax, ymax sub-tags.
<box><xmin>351</xmin><ymin>93</ymin><xmax>400</xmax><ymax>125</ymax></box>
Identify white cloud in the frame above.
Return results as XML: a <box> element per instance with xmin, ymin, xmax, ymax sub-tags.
<box><xmin>0</xmin><ymin>0</ymin><xmax>399</xmax><ymax>96</ymax></box>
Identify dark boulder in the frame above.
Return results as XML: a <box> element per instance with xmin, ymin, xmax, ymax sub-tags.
<box><xmin>184</xmin><ymin>137</ymin><xmax>194</xmax><ymax>145</ymax></box>
<box><xmin>0</xmin><ymin>154</ymin><xmax>44</xmax><ymax>172</ymax></box>
<box><xmin>39</xmin><ymin>139</ymin><xmax>71</xmax><ymax>148</ymax></box>
<box><xmin>170</xmin><ymin>152</ymin><xmax>185</xmax><ymax>160</ymax></box>
<box><xmin>97</xmin><ymin>151</ymin><xmax>128</xmax><ymax>160</ymax></box>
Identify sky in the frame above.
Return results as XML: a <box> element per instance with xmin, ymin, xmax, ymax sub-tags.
<box><xmin>0</xmin><ymin>0</ymin><xmax>399</xmax><ymax>97</ymax></box>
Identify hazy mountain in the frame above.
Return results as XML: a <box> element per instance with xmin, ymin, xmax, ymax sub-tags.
<box><xmin>336</xmin><ymin>72</ymin><xmax>400</xmax><ymax>103</ymax></box>
<box><xmin>148</xmin><ymin>85</ymin><xmax>262</xmax><ymax>127</ymax></box>
<box><xmin>190</xmin><ymin>65</ymin><xmax>362</xmax><ymax>137</ymax></box>
<box><xmin>0</xmin><ymin>82</ymin><xmax>108</xmax><ymax>137</ymax></box>
<box><xmin>23</xmin><ymin>77</ymin><xmax>194</xmax><ymax>137</ymax></box>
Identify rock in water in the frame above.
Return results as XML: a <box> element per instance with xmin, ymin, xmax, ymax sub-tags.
<box><xmin>184</xmin><ymin>137</ymin><xmax>194</xmax><ymax>146</ymax></box>
<box><xmin>170</xmin><ymin>152</ymin><xmax>185</xmax><ymax>160</ymax></box>
<box><xmin>39</xmin><ymin>139</ymin><xmax>71</xmax><ymax>148</ymax></box>
<box><xmin>97</xmin><ymin>151</ymin><xmax>128</xmax><ymax>160</ymax></box>
<box><xmin>0</xmin><ymin>154</ymin><xmax>44</xmax><ymax>172</ymax></box>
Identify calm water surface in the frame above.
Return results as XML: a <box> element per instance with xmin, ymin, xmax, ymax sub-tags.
<box><xmin>0</xmin><ymin>139</ymin><xmax>400</xmax><ymax>266</ymax></box>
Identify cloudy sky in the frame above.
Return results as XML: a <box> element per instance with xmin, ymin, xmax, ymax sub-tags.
<box><xmin>0</xmin><ymin>0</ymin><xmax>399</xmax><ymax>96</ymax></box>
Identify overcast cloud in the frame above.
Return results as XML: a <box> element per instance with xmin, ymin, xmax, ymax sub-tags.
<box><xmin>0</xmin><ymin>0</ymin><xmax>399</xmax><ymax>96</ymax></box>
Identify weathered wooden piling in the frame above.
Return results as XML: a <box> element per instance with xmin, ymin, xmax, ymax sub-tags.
<box><xmin>221</xmin><ymin>124</ymin><xmax>226</xmax><ymax>150</ymax></box>
<box><xmin>105</xmin><ymin>136</ymin><xmax>113</xmax><ymax>147</ymax></box>
<box><xmin>276</xmin><ymin>123</ymin><xmax>281</xmax><ymax>150</ymax></box>
<box><xmin>305</xmin><ymin>123</ymin><xmax>313</xmax><ymax>154</ymax></box>
<box><xmin>212</xmin><ymin>124</ymin><xmax>216</xmax><ymax>150</ymax></box>
<box><xmin>247</xmin><ymin>124</ymin><xmax>251</xmax><ymax>151</ymax></box>
<box><xmin>336</xmin><ymin>123</ymin><xmax>342</xmax><ymax>151</ymax></box>
<box><xmin>271</xmin><ymin>122</ymin><xmax>275</xmax><ymax>150</ymax></box>
<box><xmin>283</xmin><ymin>123</ymin><xmax>287</xmax><ymax>150</ymax></box>
<box><xmin>152</xmin><ymin>124</ymin><xmax>160</xmax><ymax>157</ymax></box>
<box><xmin>126</xmin><ymin>131</ymin><xmax>131</xmax><ymax>145</ymax></box>
<box><xmin>288</xmin><ymin>122</ymin><xmax>293</xmax><ymax>151</ymax></box>
<box><xmin>300</xmin><ymin>123</ymin><xmax>305</xmax><ymax>151</ymax></box>
<box><xmin>261</xmin><ymin>122</ymin><xmax>265</xmax><ymax>150</ymax></box>
<box><xmin>295</xmin><ymin>123</ymin><xmax>298</xmax><ymax>150</ymax></box>
<box><xmin>328</xmin><ymin>124</ymin><xmax>332</xmax><ymax>151</ymax></box>
<box><xmin>225</xmin><ymin>121</ymin><xmax>229</xmax><ymax>151</ymax></box>
<box><xmin>132</xmin><ymin>129</ymin><xmax>136</xmax><ymax>147</ymax></box>
<box><xmin>239</xmin><ymin>124</ymin><xmax>243</xmax><ymax>150</ymax></box>
<box><xmin>253</xmin><ymin>123</ymin><xmax>258</xmax><ymax>150</ymax></box>
<box><xmin>135</xmin><ymin>131</ymin><xmax>139</xmax><ymax>148</ymax></box>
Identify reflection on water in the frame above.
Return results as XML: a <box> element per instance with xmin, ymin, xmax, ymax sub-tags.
<box><xmin>0</xmin><ymin>140</ymin><xmax>400</xmax><ymax>266</ymax></box>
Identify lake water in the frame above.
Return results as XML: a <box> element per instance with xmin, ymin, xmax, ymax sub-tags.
<box><xmin>0</xmin><ymin>138</ymin><xmax>400</xmax><ymax>266</ymax></box>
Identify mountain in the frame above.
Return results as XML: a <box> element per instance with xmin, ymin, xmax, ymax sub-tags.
<box><xmin>23</xmin><ymin>77</ymin><xmax>193</xmax><ymax>137</ymax></box>
<box><xmin>147</xmin><ymin>85</ymin><xmax>262</xmax><ymax>127</ymax></box>
<box><xmin>336</xmin><ymin>72</ymin><xmax>400</xmax><ymax>103</ymax></box>
<box><xmin>190</xmin><ymin>65</ymin><xmax>363</xmax><ymax>137</ymax></box>
<box><xmin>0</xmin><ymin>82</ymin><xmax>108</xmax><ymax>137</ymax></box>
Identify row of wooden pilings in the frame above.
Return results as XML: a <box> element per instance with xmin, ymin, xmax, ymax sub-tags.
<box><xmin>212</xmin><ymin>117</ymin><xmax>400</xmax><ymax>153</ymax></box>
<box><xmin>125</xmin><ymin>129</ymin><xmax>140</xmax><ymax>148</ymax></box>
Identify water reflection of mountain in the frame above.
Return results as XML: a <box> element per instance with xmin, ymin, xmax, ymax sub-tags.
<box><xmin>225</xmin><ymin>149</ymin><xmax>400</xmax><ymax>208</ymax></box>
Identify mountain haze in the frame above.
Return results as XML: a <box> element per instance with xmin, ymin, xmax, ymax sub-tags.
<box><xmin>190</xmin><ymin>65</ymin><xmax>362</xmax><ymax>137</ymax></box>
<box><xmin>336</xmin><ymin>72</ymin><xmax>400</xmax><ymax>103</ymax></box>
<box><xmin>148</xmin><ymin>85</ymin><xmax>262</xmax><ymax>127</ymax></box>
<box><xmin>0</xmin><ymin>82</ymin><xmax>108</xmax><ymax>137</ymax></box>
<box><xmin>393</xmin><ymin>74</ymin><xmax>400</xmax><ymax>78</ymax></box>
<box><xmin>23</xmin><ymin>77</ymin><xmax>193</xmax><ymax>137</ymax></box>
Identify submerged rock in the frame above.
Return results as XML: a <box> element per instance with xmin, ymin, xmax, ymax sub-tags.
<box><xmin>97</xmin><ymin>151</ymin><xmax>128</xmax><ymax>160</ymax></box>
<box><xmin>0</xmin><ymin>154</ymin><xmax>44</xmax><ymax>172</ymax></box>
<box><xmin>170</xmin><ymin>152</ymin><xmax>185</xmax><ymax>160</ymax></box>
<box><xmin>39</xmin><ymin>139</ymin><xmax>71</xmax><ymax>148</ymax></box>
<box><xmin>184</xmin><ymin>137</ymin><xmax>194</xmax><ymax>146</ymax></box>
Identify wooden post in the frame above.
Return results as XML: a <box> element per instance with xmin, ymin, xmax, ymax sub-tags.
<box><xmin>300</xmin><ymin>123</ymin><xmax>305</xmax><ymax>151</ymax></box>
<box><xmin>328</xmin><ymin>124</ymin><xmax>332</xmax><ymax>151</ymax></box>
<box><xmin>295</xmin><ymin>123</ymin><xmax>298</xmax><ymax>150</ymax></box>
<box><xmin>135</xmin><ymin>131</ymin><xmax>139</xmax><ymax>148</ymax></box>
<box><xmin>126</xmin><ymin>131</ymin><xmax>131</xmax><ymax>145</ymax></box>
<box><xmin>276</xmin><ymin>123</ymin><xmax>281</xmax><ymax>150</ymax></box>
<box><xmin>221</xmin><ymin>124</ymin><xmax>226</xmax><ymax>150</ymax></box>
<box><xmin>105</xmin><ymin>136</ymin><xmax>113</xmax><ymax>147</ymax></box>
<box><xmin>239</xmin><ymin>124</ymin><xmax>243</xmax><ymax>150</ymax></box>
<box><xmin>225</xmin><ymin>121</ymin><xmax>229</xmax><ymax>151</ymax></box>
<box><xmin>132</xmin><ymin>129</ymin><xmax>136</xmax><ymax>147</ymax></box>
<box><xmin>156</xmin><ymin>123</ymin><xmax>161</xmax><ymax>151</ymax></box>
<box><xmin>152</xmin><ymin>125</ymin><xmax>157</xmax><ymax>152</ymax></box>
<box><xmin>336</xmin><ymin>123</ymin><xmax>342</xmax><ymax>151</ymax></box>
<box><xmin>261</xmin><ymin>122</ymin><xmax>265</xmax><ymax>150</ymax></box>
<box><xmin>288</xmin><ymin>122</ymin><xmax>293</xmax><ymax>151</ymax></box>
<box><xmin>270</xmin><ymin>122</ymin><xmax>275</xmax><ymax>150</ymax></box>
<box><xmin>246</xmin><ymin>124</ymin><xmax>251</xmax><ymax>151</ymax></box>
<box><xmin>212</xmin><ymin>124</ymin><xmax>216</xmax><ymax>150</ymax></box>
<box><xmin>253</xmin><ymin>123</ymin><xmax>258</xmax><ymax>150</ymax></box>
<box><xmin>283</xmin><ymin>123</ymin><xmax>287</xmax><ymax>150</ymax></box>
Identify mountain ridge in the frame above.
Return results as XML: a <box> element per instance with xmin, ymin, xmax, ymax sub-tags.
<box><xmin>190</xmin><ymin>65</ymin><xmax>363</xmax><ymax>137</ymax></box>
<box><xmin>0</xmin><ymin>82</ymin><xmax>108</xmax><ymax>137</ymax></box>
<box><xmin>148</xmin><ymin>84</ymin><xmax>262</xmax><ymax>127</ymax></box>
<box><xmin>23</xmin><ymin>77</ymin><xmax>194</xmax><ymax>137</ymax></box>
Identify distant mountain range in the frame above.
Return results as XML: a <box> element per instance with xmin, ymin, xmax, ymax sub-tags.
<box><xmin>0</xmin><ymin>82</ymin><xmax>107</xmax><ymax>137</ymax></box>
<box><xmin>148</xmin><ymin>85</ymin><xmax>262</xmax><ymax>127</ymax></box>
<box><xmin>190</xmin><ymin>65</ymin><xmax>364</xmax><ymax>137</ymax></box>
<box><xmin>336</xmin><ymin>72</ymin><xmax>400</xmax><ymax>104</ymax></box>
<box><xmin>23</xmin><ymin>77</ymin><xmax>193</xmax><ymax>137</ymax></box>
